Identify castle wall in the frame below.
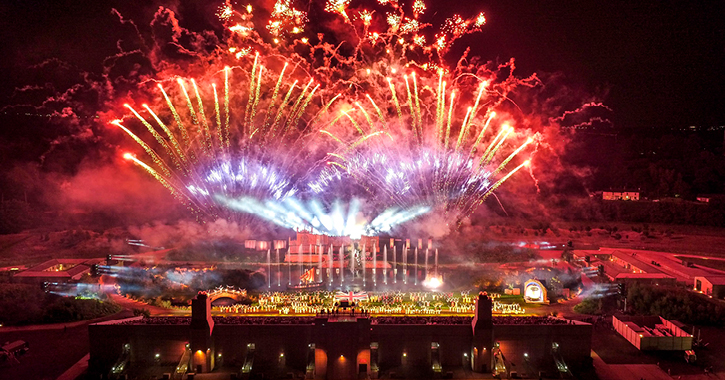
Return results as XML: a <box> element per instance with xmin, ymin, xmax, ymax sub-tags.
<box><xmin>88</xmin><ymin>294</ymin><xmax>591</xmax><ymax>378</ymax></box>
<box><xmin>371</xmin><ymin>325</ymin><xmax>471</xmax><ymax>370</ymax></box>
<box><xmin>89</xmin><ymin>321</ymin><xmax>189</xmax><ymax>371</ymax></box>
<box><xmin>494</xmin><ymin>323</ymin><xmax>593</xmax><ymax>373</ymax></box>
<box><xmin>214</xmin><ymin>324</ymin><xmax>314</xmax><ymax>370</ymax></box>
<box><xmin>89</xmin><ymin>320</ymin><xmax>592</xmax><ymax>378</ymax></box>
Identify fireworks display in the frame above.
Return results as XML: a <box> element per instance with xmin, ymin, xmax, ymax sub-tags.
<box><xmin>112</xmin><ymin>0</ymin><xmax>539</xmax><ymax>236</ymax></box>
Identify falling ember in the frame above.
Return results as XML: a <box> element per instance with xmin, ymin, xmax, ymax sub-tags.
<box><xmin>216</xmin><ymin>4</ymin><xmax>233</xmax><ymax>21</ymax></box>
<box><xmin>230</xmin><ymin>24</ymin><xmax>252</xmax><ymax>35</ymax></box>
<box><xmin>114</xmin><ymin>0</ymin><xmax>538</xmax><ymax>235</ymax></box>
<box><xmin>412</xmin><ymin>0</ymin><xmax>426</xmax><ymax>15</ymax></box>
<box><xmin>325</xmin><ymin>0</ymin><xmax>353</xmax><ymax>20</ymax></box>
<box><xmin>359</xmin><ymin>10</ymin><xmax>373</xmax><ymax>25</ymax></box>
<box><xmin>475</xmin><ymin>13</ymin><xmax>487</xmax><ymax>27</ymax></box>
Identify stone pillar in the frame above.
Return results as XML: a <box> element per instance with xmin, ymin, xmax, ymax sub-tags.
<box><xmin>190</xmin><ymin>292</ymin><xmax>215</xmax><ymax>373</ymax></box>
<box><xmin>471</xmin><ymin>292</ymin><xmax>493</xmax><ymax>373</ymax></box>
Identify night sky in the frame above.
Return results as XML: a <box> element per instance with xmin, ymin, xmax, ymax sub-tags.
<box><xmin>0</xmin><ymin>0</ymin><xmax>724</xmax><ymax>215</ymax></box>
<box><xmin>2</xmin><ymin>1</ymin><xmax>723</xmax><ymax>128</ymax></box>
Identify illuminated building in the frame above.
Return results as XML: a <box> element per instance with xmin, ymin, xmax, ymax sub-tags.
<box><xmin>612</xmin><ymin>315</ymin><xmax>692</xmax><ymax>351</ymax></box>
<box><xmin>288</xmin><ymin>230</ymin><xmax>380</xmax><ymax>254</ymax></box>
<box><xmin>602</xmin><ymin>190</ymin><xmax>640</xmax><ymax>201</ymax></box>
<box><xmin>89</xmin><ymin>293</ymin><xmax>592</xmax><ymax>378</ymax></box>
<box><xmin>12</xmin><ymin>258</ymin><xmax>100</xmax><ymax>284</ymax></box>
<box><xmin>694</xmin><ymin>275</ymin><xmax>725</xmax><ymax>299</ymax></box>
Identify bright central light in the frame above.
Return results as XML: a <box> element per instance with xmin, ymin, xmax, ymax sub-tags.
<box><xmin>423</xmin><ymin>277</ymin><xmax>442</xmax><ymax>289</ymax></box>
<box><xmin>214</xmin><ymin>194</ymin><xmax>430</xmax><ymax>238</ymax></box>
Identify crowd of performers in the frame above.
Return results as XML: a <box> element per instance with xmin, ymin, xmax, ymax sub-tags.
<box><xmin>214</xmin><ymin>290</ymin><xmax>525</xmax><ymax>315</ymax></box>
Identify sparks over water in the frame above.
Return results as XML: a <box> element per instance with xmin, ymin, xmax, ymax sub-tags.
<box><xmin>111</xmin><ymin>0</ymin><xmax>539</xmax><ymax>235</ymax></box>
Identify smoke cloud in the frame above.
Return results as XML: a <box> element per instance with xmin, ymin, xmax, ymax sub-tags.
<box><xmin>0</xmin><ymin>0</ymin><xmax>609</xmax><ymax>242</ymax></box>
<box><xmin>129</xmin><ymin>218</ymin><xmax>252</xmax><ymax>248</ymax></box>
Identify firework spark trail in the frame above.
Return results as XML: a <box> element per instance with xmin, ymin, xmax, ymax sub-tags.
<box><xmin>387</xmin><ymin>77</ymin><xmax>403</xmax><ymax>122</ymax></box>
<box><xmin>290</xmin><ymin>83</ymin><xmax>320</xmax><ymax>134</ymax></box>
<box><xmin>402</xmin><ymin>75</ymin><xmax>419</xmax><ymax>143</ymax></box>
<box><xmin>250</xmin><ymin>66</ymin><xmax>265</xmax><ymax>133</ymax></box>
<box><xmin>495</xmin><ymin>136</ymin><xmax>535</xmax><ymax>175</ymax></box>
<box><xmin>224</xmin><ymin>67</ymin><xmax>230</xmax><ymax>149</ymax></box>
<box><xmin>244</xmin><ymin>52</ymin><xmax>259</xmax><ymax>133</ymax></box>
<box><xmin>283</xmin><ymin>0</ymin><xmax>532</xmax><ymax>219</ymax></box>
<box><xmin>263</xmin><ymin>62</ymin><xmax>289</xmax><ymax>131</ymax></box>
<box><xmin>318</xmin><ymin>65</ymin><xmax>534</xmax><ymax>217</ymax></box>
<box><xmin>177</xmin><ymin>78</ymin><xmax>199</xmax><ymax>125</ymax></box>
<box><xmin>113</xmin><ymin>0</ymin><xmax>538</xmax><ymax>234</ymax></box>
<box><xmin>158</xmin><ymin>84</ymin><xmax>192</xmax><ymax>160</ymax></box>
<box><xmin>191</xmin><ymin>79</ymin><xmax>215</xmax><ymax>160</ymax></box>
<box><xmin>112</xmin><ymin>120</ymin><xmax>171</xmax><ymax>178</ymax></box>
<box><xmin>456</xmin><ymin>82</ymin><xmax>487</xmax><ymax>151</ymax></box>
<box><xmin>115</xmin><ymin>65</ymin><xmax>320</xmax><ymax>225</ymax></box>
<box><xmin>271</xmin><ymin>79</ymin><xmax>299</xmax><ymax>137</ymax></box>
<box><xmin>280</xmin><ymin>78</ymin><xmax>312</xmax><ymax>137</ymax></box>
<box><xmin>355</xmin><ymin>101</ymin><xmax>375</xmax><ymax>131</ymax></box>
<box><xmin>481</xmin><ymin>126</ymin><xmax>513</xmax><ymax>166</ymax></box>
<box><xmin>122</xmin><ymin>153</ymin><xmax>202</xmax><ymax>219</ymax></box>
<box><xmin>212</xmin><ymin>83</ymin><xmax>223</xmax><ymax>149</ymax></box>
<box><xmin>365</xmin><ymin>94</ymin><xmax>387</xmax><ymax>130</ymax></box>
<box><xmin>470</xmin><ymin>111</ymin><xmax>496</xmax><ymax>158</ymax></box>
<box><xmin>444</xmin><ymin>90</ymin><xmax>455</xmax><ymax>150</ymax></box>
